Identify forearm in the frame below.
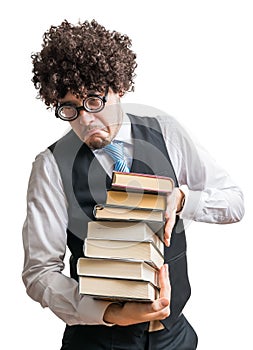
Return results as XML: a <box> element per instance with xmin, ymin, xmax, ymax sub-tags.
<box><xmin>24</xmin><ymin>268</ymin><xmax>112</xmax><ymax>326</ymax></box>
<box><xmin>22</xmin><ymin>150</ymin><xmax>113</xmax><ymax>326</ymax></box>
<box><xmin>179</xmin><ymin>185</ymin><xmax>244</xmax><ymax>224</ymax></box>
<box><xmin>158</xmin><ymin>115</ymin><xmax>245</xmax><ymax>224</ymax></box>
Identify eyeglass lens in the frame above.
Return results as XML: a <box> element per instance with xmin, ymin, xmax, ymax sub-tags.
<box><xmin>85</xmin><ymin>96</ymin><xmax>104</xmax><ymax>111</ymax></box>
<box><xmin>56</xmin><ymin>93</ymin><xmax>107</xmax><ymax>121</ymax></box>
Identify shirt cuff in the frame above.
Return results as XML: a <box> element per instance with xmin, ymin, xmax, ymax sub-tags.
<box><xmin>178</xmin><ymin>185</ymin><xmax>202</xmax><ymax>220</ymax></box>
<box><xmin>77</xmin><ymin>296</ymin><xmax>115</xmax><ymax>326</ymax></box>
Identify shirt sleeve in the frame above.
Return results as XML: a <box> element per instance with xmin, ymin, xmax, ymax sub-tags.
<box><xmin>22</xmin><ymin>149</ymin><xmax>113</xmax><ymax>326</ymax></box>
<box><xmin>157</xmin><ymin>115</ymin><xmax>245</xmax><ymax>224</ymax></box>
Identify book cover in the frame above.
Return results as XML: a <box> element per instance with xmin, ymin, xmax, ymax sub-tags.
<box><xmin>84</xmin><ymin>238</ymin><xmax>164</xmax><ymax>269</ymax></box>
<box><xmin>79</xmin><ymin>276</ymin><xmax>159</xmax><ymax>301</ymax></box>
<box><xmin>111</xmin><ymin>171</ymin><xmax>174</xmax><ymax>194</ymax></box>
<box><xmin>87</xmin><ymin>221</ymin><xmax>164</xmax><ymax>254</ymax></box>
<box><xmin>77</xmin><ymin>257</ymin><xmax>159</xmax><ymax>287</ymax></box>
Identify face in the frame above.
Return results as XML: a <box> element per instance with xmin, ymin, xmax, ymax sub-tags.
<box><xmin>58</xmin><ymin>88</ymin><xmax>123</xmax><ymax>149</ymax></box>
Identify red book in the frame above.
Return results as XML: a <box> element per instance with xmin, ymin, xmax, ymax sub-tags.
<box><xmin>110</xmin><ymin>171</ymin><xmax>174</xmax><ymax>194</ymax></box>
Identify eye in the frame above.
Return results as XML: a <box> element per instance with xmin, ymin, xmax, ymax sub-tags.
<box><xmin>87</xmin><ymin>97</ymin><xmax>102</xmax><ymax>107</ymax></box>
<box><xmin>58</xmin><ymin>105</ymin><xmax>77</xmax><ymax>119</ymax></box>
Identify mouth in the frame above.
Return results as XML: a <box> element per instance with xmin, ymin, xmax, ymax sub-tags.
<box><xmin>87</xmin><ymin>127</ymin><xmax>105</xmax><ymax>134</ymax></box>
<box><xmin>82</xmin><ymin>126</ymin><xmax>109</xmax><ymax>142</ymax></box>
<box><xmin>85</xmin><ymin>127</ymin><xmax>109</xmax><ymax>138</ymax></box>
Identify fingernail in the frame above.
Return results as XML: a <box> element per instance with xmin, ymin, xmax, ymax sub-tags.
<box><xmin>161</xmin><ymin>298</ymin><xmax>169</xmax><ymax>307</ymax></box>
<box><xmin>165</xmin><ymin>240</ymin><xmax>170</xmax><ymax>247</ymax></box>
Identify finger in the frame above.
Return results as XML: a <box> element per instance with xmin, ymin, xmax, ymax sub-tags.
<box><xmin>159</xmin><ymin>264</ymin><xmax>171</xmax><ymax>299</ymax></box>
<box><xmin>164</xmin><ymin>190</ymin><xmax>178</xmax><ymax>246</ymax></box>
<box><xmin>164</xmin><ymin>220</ymin><xmax>171</xmax><ymax>247</ymax></box>
<box><xmin>151</xmin><ymin>296</ymin><xmax>170</xmax><ymax>312</ymax></box>
<box><xmin>164</xmin><ymin>213</ymin><xmax>176</xmax><ymax>246</ymax></box>
<box><xmin>165</xmin><ymin>213</ymin><xmax>176</xmax><ymax>235</ymax></box>
<box><xmin>150</xmin><ymin>265</ymin><xmax>171</xmax><ymax>319</ymax></box>
<box><xmin>166</xmin><ymin>189</ymin><xmax>177</xmax><ymax>212</ymax></box>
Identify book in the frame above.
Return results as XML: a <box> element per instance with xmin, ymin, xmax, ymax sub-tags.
<box><xmin>106</xmin><ymin>189</ymin><xmax>167</xmax><ymax>211</ymax></box>
<box><xmin>84</xmin><ymin>238</ymin><xmax>164</xmax><ymax>269</ymax></box>
<box><xmin>77</xmin><ymin>257</ymin><xmax>159</xmax><ymax>287</ymax></box>
<box><xmin>93</xmin><ymin>204</ymin><xmax>165</xmax><ymax>223</ymax></box>
<box><xmin>79</xmin><ymin>172</ymin><xmax>170</xmax><ymax>302</ymax></box>
<box><xmin>79</xmin><ymin>276</ymin><xmax>159</xmax><ymax>301</ymax></box>
<box><xmin>87</xmin><ymin>221</ymin><xmax>164</xmax><ymax>254</ymax></box>
<box><xmin>110</xmin><ymin>171</ymin><xmax>174</xmax><ymax>194</ymax></box>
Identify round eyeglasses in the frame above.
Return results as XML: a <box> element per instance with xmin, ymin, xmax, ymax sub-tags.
<box><xmin>55</xmin><ymin>88</ymin><xmax>109</xmax><ymax>121</ymax></box>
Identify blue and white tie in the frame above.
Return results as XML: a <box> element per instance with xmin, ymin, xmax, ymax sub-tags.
<box><xmin>103</xmin><ymin>141</ymin><xmax>130</xmax><ymax>173</ymax></box>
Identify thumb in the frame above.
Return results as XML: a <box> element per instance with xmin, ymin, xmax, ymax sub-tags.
<box><xmin>151</xmin><ymin>297</ymin><xmax>170</xmax><ymax>312</ymax></box>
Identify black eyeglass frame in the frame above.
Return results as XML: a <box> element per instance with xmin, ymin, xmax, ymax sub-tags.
<box><xmin>55</xmin><ymin>87</ymin><xmax>109</xmax><ymax>121</ymax></box>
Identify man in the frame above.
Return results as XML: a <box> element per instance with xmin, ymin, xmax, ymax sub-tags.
<box><xmin>22</xmin><ymin>20</ymin><xmax>244</xmax><ymax>350</ymax></box>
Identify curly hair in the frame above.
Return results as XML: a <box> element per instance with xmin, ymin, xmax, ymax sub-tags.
<box><xmin>31</xmin><ymin>20</ymin><xmax>137</xmax><ymax>107</ymax></box>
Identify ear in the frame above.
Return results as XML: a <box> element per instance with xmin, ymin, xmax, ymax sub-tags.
<box><xmin>108</xmin><ymin>87</ymin><xmax>124</xmax><ymax>98</ymax></box>
<box><xmin>119</xmin><ymin>90</ymin><xmax>125</xmax><ymax>97</ymax></box>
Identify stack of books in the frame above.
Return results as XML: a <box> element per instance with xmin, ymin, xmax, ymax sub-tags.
<box><xmin>78</xmin><ymin>171</ymin><xmax>174</xmax><ymax>302</ymax></box>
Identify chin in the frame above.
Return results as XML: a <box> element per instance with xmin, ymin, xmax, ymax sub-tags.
<box><xmin>85</xmin><ymin>136</ymin><xmax>111</xmax><ymax>150</ymax></box>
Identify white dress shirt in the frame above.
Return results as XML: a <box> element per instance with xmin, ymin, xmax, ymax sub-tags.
<box><xmin>22</xmin><ymin>112</ymin><xmax>244</xmax><ymax>326</ymax></box>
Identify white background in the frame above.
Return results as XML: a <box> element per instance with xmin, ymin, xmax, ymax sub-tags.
<box><xmin>1</xmin><ymin>0</ymin><xmax>252</xmax><ymax>349</ymax></box>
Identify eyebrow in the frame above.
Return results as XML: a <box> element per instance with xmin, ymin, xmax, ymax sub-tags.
<box><xmin>59</xmin><ymin>91</ymin><xmax>102</xmax><ymax>105</ymax></box>
<box><xmin>58</xmin><ymin>100</ymin><xmax>79</xmax><ymax>106</ymax></box>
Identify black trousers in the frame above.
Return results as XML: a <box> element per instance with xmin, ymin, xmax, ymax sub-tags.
<box><xmin>61</xmin><ymin>314</ymin><xmax>198</xmax><ymax>350</ymax></box>
<box><xmin>147</xmin><ymin>315</ymin><xmax>198</xmax><ymax>350</ymax></box>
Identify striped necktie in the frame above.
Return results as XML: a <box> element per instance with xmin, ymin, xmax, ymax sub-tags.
<box><xmin>103</xmin><ymin>141</ymin><xmax>130</xmax><ymax>173</ymax></box>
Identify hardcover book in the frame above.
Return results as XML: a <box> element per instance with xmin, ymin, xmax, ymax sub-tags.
<box><xmin>87</xmin><ymin>221</ymin><xmax>164</xmax><ymax>254</ymax></box>
<box><xmin>93</xmin><ymin>204</ymin><xmax>165</xmax><ymax>223</ymax></box>
<box><xmin>77</xmin><ymin>257</ymin><xmax>159</xmax><ymax>287</ymax></box>
<box><xmin>106</xmin><ymin>189</ymin><xmax>167</xmax><ymax>210</ymax></box>
<box><xmin>79</xmin><ymin>276</ymin><xmax>159</xmax><ymax>301</ymax></box>
<box><xmin>84</xmin><ymin>238</ymin><xmax>164</xmax><ymax>269</ymax></box>
<box><xmin>110</xmin><ymin>171</ymin><xmax>174</xmax><ymax>194</ymax></box>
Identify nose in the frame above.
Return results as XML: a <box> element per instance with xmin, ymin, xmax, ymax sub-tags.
<box><xmin>78</xmin><ymin>109</ymin><xmax>96</xmax><ymax>126</ymax></box>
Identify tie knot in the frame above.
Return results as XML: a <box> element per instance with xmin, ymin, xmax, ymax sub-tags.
<box><xmin>103</xmin><ymin>141</ymin><xmax>130</xmax><ymax>173</ymax></box>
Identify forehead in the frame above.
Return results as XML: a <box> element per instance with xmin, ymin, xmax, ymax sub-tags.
<box><xmin>59</xmin><ymin>91</ymin><xmax>80</xmax><ymax>104</ymax></box>
<box><xmin>59</xmin><ymin>89</ymin><xmax>101</xmax><ymax>104</ymax></box>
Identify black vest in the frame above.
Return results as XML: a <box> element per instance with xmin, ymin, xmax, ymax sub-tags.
<box><xmin>49</xmin><ymin>114</ymin><xmax>191</xmax><ymax>330</ymax></box>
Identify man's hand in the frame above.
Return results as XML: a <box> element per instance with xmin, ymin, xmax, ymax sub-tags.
<box><xmin>103</xmin><ymin>264</ymin><xmax>171</xmax><ymax>326</ymax></box>
<box><xmin>164</xmin><ymin>188</ymin><xmax>185</xmax><ymax>247</ymax></box>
